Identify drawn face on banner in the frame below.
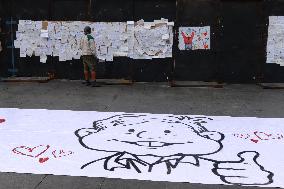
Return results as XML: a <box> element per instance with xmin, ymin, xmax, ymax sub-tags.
<box><xmin>75</xmin><ymin>114</ymin><xmax>224</xmax><ymax>157</ymax></box>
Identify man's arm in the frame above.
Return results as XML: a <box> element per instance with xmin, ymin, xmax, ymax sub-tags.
<box><xmin>89</xmin><ymin>39</ymin><xmax>97</xmax><ymax>57</ymax></box>
<box><xmin>79</xmin><ymin>37</ymin><xmax>83</xmax><ymax>50</ymax></box>
<box><xmin>181</xmin><ymin>32</ymin><xmax>187</xmax><ymax>41</ymax></box>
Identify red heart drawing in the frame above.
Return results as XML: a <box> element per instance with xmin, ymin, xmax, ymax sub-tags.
<box><xmin>0</xmin><ymin>118</ymin><xmax>5</xmax><ymax>124</ymax></box>
<box><xmin>52</xmin><ymin>149</ymin><xmax>74</xmax><ymax>158</ymax></box>
<box><xmin>39</xmin><ymin>157</ymin><xmax>49</xmax><ymax>163</ymax></box>
<box><xmin>12</xmin><ymin>145</ymin><xmax>50</xmax><ymax>158</ymax></box>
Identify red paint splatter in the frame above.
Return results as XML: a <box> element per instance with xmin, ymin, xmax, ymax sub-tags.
<box><xmin>203</xmin><ymin>32</ymin><xmax>208</xmax><ymax>36</ymax></box>
<box><xmin>0</xmin><ymin>118</ymin><xmax>5</xmax><ymax>124</ymax></box>
<box><xmin>204</xmin><ymin>44</ymin><xmax>209</xmax><ymax>49</ymax></box>
<box><xmin>39</xmin><ymin>157</ymin><xmax>49</xmax><ymax>163</ymax></box>
<box><xmin>251</xmin><ymin>139</ymin><xmax>259</xmax><ymax>143</ymax></box>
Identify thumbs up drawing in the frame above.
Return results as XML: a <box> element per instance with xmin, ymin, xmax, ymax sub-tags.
<box><xmin>212</xmin><ymin>151</ymin><xmax>274</xmax><ymax>185</ymax></box>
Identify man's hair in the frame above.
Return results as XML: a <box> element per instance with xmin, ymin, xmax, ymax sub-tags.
<box><xmin>84</xmin><ymin>26</ymin><xmax>92</xmax><ymax>34</ymax></box>
<box><xmin>93</xmin><ymin>114</ymin><xmax>212</xmax><ymax>133</ymax></box>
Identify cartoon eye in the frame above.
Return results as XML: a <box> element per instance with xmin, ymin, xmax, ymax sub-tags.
<box><xmin>128</xmin><ymin>129</ymin><xmax>135</xmax><ymax>133</ymax></box>
<box><xmin>164</xmin><ymin>130</ymin><xmax>171</xmax><ymax>134</ymax></box>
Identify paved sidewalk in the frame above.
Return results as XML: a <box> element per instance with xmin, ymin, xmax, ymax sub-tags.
<box><xmin>0</xmin><ymin>80</ymin><xmax>283</xmax><ymax>189</ymax></box>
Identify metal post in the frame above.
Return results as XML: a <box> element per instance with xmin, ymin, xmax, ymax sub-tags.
<box><xmin>169</xmin><ymin>0</ymin><xmax>180</xmax><ymax>87</ymax></box>
<box><xmin>6</xmin><ymin>17</ymin><xmax>17</xmax><ymax>76</ymax></box>
<box><xmin>10</xmin><ymin>17</ymin><xmax>15</xmax><ymax>76</ymax></box>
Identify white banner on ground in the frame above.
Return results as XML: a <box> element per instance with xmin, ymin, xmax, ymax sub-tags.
<box><xmin>0</xmin><ymin>108</ymin><xmax>283</xmax><ymax>187</ymax></box>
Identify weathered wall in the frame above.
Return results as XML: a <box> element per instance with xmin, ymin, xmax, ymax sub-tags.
<box><xmin>1</xmin><ymin>0</ymin><xmax>284</xmax><ymax>82</ymax></box>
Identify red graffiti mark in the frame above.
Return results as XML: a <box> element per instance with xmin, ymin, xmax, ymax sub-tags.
<box><xmin>12</xmin><ymin>144</ymin><xmax>74</xmax><ymax>164</ymax></box>
<box><xmin>233</xmin><ymin>131</ymin><xmax>284</xmax><ymax>143</ymax></box>
<box><xmin>52</xmin><ymin>149</ymin><xmax>74</xmax><ymax>158</ymax></box>
<box><xmin>233</xmin><ymin>133</ymin><xmax>250</xmax><ymax>139</ymax></box>
<box><xmin>0</xmin><ymin>118</ymin><xmax>5</xmax><ymax>124</ymax></box>
<box><xmin>254</xmin><ymin>131</ymin><xmax>272</xmax><ymax>140</ymax></box>
<box><xmin>39</xmin><ymin>157</ymin><xmax>49</xmax><ymax>163</ymax></box>
<box><xmin>277</xmin><ymin>134</ymin><xmax>284</xmax><ymax>139</ymax></box>
<box><xmin>12</xmin><ymin>145</ymin><xmax>50</xmax><ymax>158</ymax></box>
<box><xmin>203</xmin><ymin>32</ymin><xmax>208</xmax><ymax>36</ymax></box>
<box><xmin>251</xmin><ymin>139</ymin><xmax>259</xmax><ymax>143</ymax></box>
<box><xmin>204</xmin><ymin>44</ymin><xmax>209</xmax><ymax>49</ymax></box>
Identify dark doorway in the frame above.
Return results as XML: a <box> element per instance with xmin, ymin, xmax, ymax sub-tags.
<box><xmin>174</xmin><ymin>0</ymin><xmax>220</xmax><ymax>81</ymax></box>
<box><xmin>219</xmin><ymin>0</ymin><xmax>264</xmax><ymax>83</ymax></box>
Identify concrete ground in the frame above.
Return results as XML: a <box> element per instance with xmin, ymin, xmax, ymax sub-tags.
<box><xmin>0</xmin><ymin>80</ymin><xmax>283</xmax><ymax>189</ymax></box>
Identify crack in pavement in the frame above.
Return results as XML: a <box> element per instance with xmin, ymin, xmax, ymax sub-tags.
<box><xmin>99</xmin><ymin>178</ymin><xmax>106</xmax><ymax>189</ymax></box>
<box><xmin>33</xmin><ymin>175</ymin><xmax>48</xmax><ymax>189</ymax></box>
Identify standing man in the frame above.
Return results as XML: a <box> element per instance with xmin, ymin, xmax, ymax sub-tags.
<box><xmin>80</xmin><ymin>26</ymin><xmax>100</xmax><ymax>87</ymax></box>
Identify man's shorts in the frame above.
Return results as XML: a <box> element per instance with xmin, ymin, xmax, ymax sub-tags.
<box><xmin>82</xmin><ymin>55</ymin><xmax>97</xmax><ymax>72</ymax></box>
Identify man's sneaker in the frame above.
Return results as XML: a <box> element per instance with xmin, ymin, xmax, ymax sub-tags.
<box><xmin>82</xmin><ymin>80</ymin><xmax>91</xmax><ymax>86</ymax></box>
<box><xmin>91</xmin><ymin>81</ymin><xmax>101</xmax><ymax>87</ymax></box>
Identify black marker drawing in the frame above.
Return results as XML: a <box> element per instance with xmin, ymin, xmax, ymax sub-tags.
<box><xmin>75</xmin><ymin>114</ymin><xmax>274</xmax><ymax>186</ymax></box>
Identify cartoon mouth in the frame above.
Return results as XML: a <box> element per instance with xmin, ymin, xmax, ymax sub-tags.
<box><xmin>121</xmin><ymin>141</ymin><xmax>187</xmax><ymax>148</ymax></box>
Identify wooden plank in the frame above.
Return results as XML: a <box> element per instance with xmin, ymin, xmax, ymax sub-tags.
<box><xmin>171</xmin><ymin>81</ymin><xmax>224</xmax><ymax>88</ymax></box>
<box><xmin>2</xmin><ymin>77</ymin><xmax>51</xmax><ymax>83</ymax></box>
<box><xmin>259</xmin><ymin>83</ymin><xmax>284</xmax><ymax>89</ymax></box>
<box><xmin>96</xmin><ymin>79</ymin><xmax>133</xmax><ymax>85</ymax></box>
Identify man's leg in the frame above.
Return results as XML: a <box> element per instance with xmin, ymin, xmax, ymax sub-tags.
<box><xmin>91</xmin><ymin>70</ymin><xmax>96</xmax><ymax>82</ymax></box>
<box><xmin>82</xmin><ymin>56</ymin><xmax>91</xmax><ymax>85</ymax></box>
<box><xmin>90</xmin><ymin>57</ymin><xmax>100</xmax><ymax>87</ymax></box>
